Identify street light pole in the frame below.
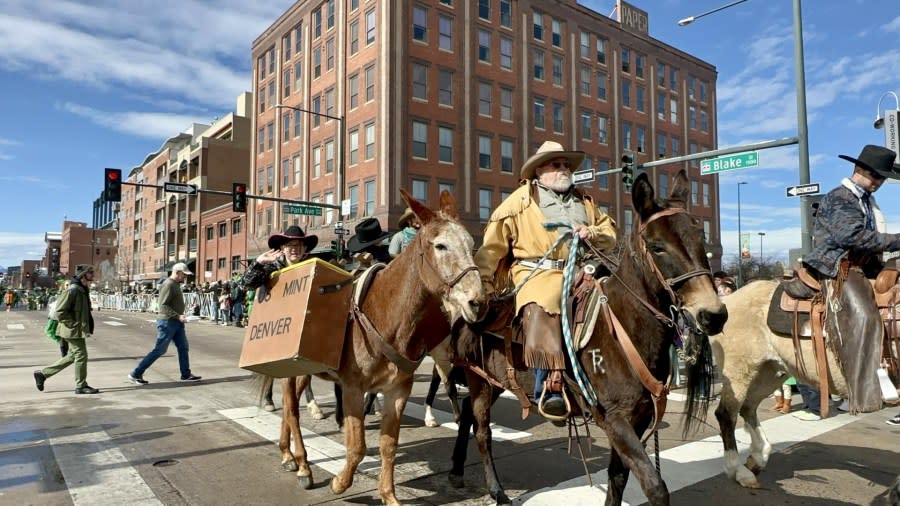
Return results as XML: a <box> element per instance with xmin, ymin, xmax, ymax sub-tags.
<box><xmin>758</xmin><ymin>232</ymin><xmax>766</xmax><ymax>266</ymax></box>
<box><xmin>737</xmin><ymin>181</ymin><xmax>747</xmax><ymax>287</ymax></box>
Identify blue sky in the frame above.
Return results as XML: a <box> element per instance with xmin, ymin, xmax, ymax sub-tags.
<box><xmin>0</xmin><ymin>0</ymin><xmax>898</xmax><ymax>269</ymax></box>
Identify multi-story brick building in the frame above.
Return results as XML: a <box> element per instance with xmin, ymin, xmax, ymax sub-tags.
<box><xmin>248</xmin><ymin>0</ymin><xmax>722</xmax><ymax>263</ymax></box>
<box><xmin>117</xmin><ymin>94</ymin><xmax>252</xmax><ymax>286</ymax></box>
<box><xmin>59</xmin><ymin>221</ymin><xmax>117</xmax><ymax>286</ymax></box>
<box><xmin>43</xmin><ymin>232</ymin><xmax>61</xmax><ymax>277</ymax></box>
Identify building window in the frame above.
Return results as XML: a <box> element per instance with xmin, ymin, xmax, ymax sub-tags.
<box><xmin>294</xmin><ymin>61</ymin><xmax>302</xmax><ymax>95</ymax></box>
<box><xmin>326</xmin><ymin>0</ymin><xmax>335</xmax><ymax>28</ymax></box>
<box><xmin>533</xmin><ymin>48</ymin><xmax>544</xmax><ymax>80</ymax></box>
<box><xmin>478</xmin><ymin>81</ymin><xmax>492</xmax><ymax>116</ymax></box>
<box><xmin>702</xmin><ymin>183</ymin><xmax>710</xmax><ymax>206</ymax></box>
<box><xmin>350</xmin><ymin>20</ymin><xmax>359</xmax><ymax>54</ymax></box>
<box><xmin>581</xmin><ymin>66</ymin><xmax>591</xmax><ymax>95</ymax></box>
<box><xmin>670</xmin><ymin>67</ymin><xmax>678</xmax><ymax>92</ymax></box>
<box><xmin>700</xmin><ymin>81</ymin><xmax>708</xmax><ymax>102</ymax></box>
<box><xmin>657</xmin><ymin>93</ymin><xmax>666</xmax><ymax>121</ymax></box>
<box><xmin>597</xmin><ymin>71</ymin><xmax>607</xmax><ymax>100</ymax></box>
<box><xmin>500</xmin><ymin>0</ymin><xmax>511</xmax><ymax>27</ymax></box>
<box><xmin>325</xmin><ymin>140</ymin><xmax>334</xmax><ymax>173</ymax></box>
<box><xmin>365</xmin><ymin>122</ymin><xmax>375</xmax><ymax>160</ymax></box>
<box><xmin>312</xmin><ymin>146</ymin><xmax>321</xmax><ymax>178</ymax></box>
<box><xmin>412</xmin><ymin>62</ymin><xmax>428</xmax><ymax>100</ymax></box>
<box><xmin>412</xmin><ymin>179</ymin><xmax>428</xmax><ymax>202</ymax></box>
<box><xmin>596</xmin><ymin>37</ymin><xmax>606</xmax><ymax>64</ymax></box>
<box><xmin>581</xmin><ymin>111</ymin><xmax>591</xmax><ymax>140</ymax></box>
<box><xmin>478</xmin><ymin>134</ymin><xmax>492</xmax><ymax>169</ymax></box>
<box><xmin>500</xmin><ymin>139</ymin><xmax>513</xmax><ymax>173</ymax></box>
<box><xmin>552</xmin><ymin>55</ymin><xmax>562</xmax><ymax>86</ymax></box>
<box><xmin>551</xmin><ymin>18</ymin><xmax>562</xmax><ymax>47</ymax></box>
<box><xmin>438</xmin><ymin>68</ymin><xmax>453</xmax><ymax>106</ymax></box>
<box><xmin>313</xmin><ymin>47</ymin><xmax>321</xmax><ymax>78</ymax></box>
<box><xmin>412</xmin><ymin>120</ymin><xmax>428</xmax><ymax>158</ymax></box>
<box><xmin>701</xmin><ymin>110</ymin><xmax>709</xmax><ymax>132</ymax></box>
<box><xmin>365</xmin><ymin>65</ymin><xmax>375</xmax><ymax>102</ymax></box>
<box><xmin>293</xmin><ymin>109</ymin><xmax>302</xmax><ymax>137</ymax></box>
<box><xmin>671</xmin><ymin>137</ymin><xmax>680</xmax><ymax>156</ymax></box>
<box><xmin>266</xmin><ymin>121</ymin><xmax>274</xmax><ymax>150</ymax></box>
<box><xmin>282</xmin><ymin>158</ymin><xmax>290</xmax><ymax>188</ymax></box>
<box><xmin>658</xmin><ymin>133</ymin><xmax>667</xmax><ymax>158</ymax></box>
<box><xmin>219</xmin><ymin>223</ymin><xmax>227</xmax><ymax>238</ymax></box>
<box><xmin>366</xmin><ymin>9</ymin><xmax>376</xmax><ymax>44</ymax></box>
<box><xmin>311</xmin><ymin>96</ymin><xmax>321</xmax><ymax>127</ymax></box>
<box><xmin>206</xmin><ymin>226</ymin><xmax>214</xmax><ymax>241</ymax></box>
<box><xmin>478</xmin><ymin>29</ymin><xmax>491</xmax><ymax>62</ymax></box>
<box><xmin>206</xmin><ymin>259</ymin><xmax>213</xmax><ymax>272</ymax></box>
<box><xmin>635</xmin><ymin>53</ymin><xmax>645</xmax><ymax>78</ymax></box>
<box><xmin>580</xmin><ymin>32</ymin><xmax>590</xmax><ymax>59</ymax></box>
<box><xmin>534</xmin><ymin>97</ymin><xmax>545</xmax><ymax>129</ymax></box>
<box><xmin>326</xmin><ymin>38</ymin><xmax>335</xmax><ymax>70</ymax></box>
<box><xmin>623</xmin><ymin>122</ymin><xmax>632</xmax><ymax>150</ymax></box>
<box><xmin>478</xmin><ymin>0</ymin><xmax>490</xmax><ymax>20</ymax></box>
<box><xmin>598</xmin><ymin>160</ymin><xmax>609</xmax><ymax>189</ymax></box>
<box><xmin>218</xmin><ymin>257</ymin><xmax>226</xmax><ymax>269</ymax></box>
<box><xmin>621</xmin><ymin>47</ymin><xmax>630</xmax><ymax>73</ymax></box>
<box><xmin>499</xmin><ymin>36</ymin><xmax>512</xmax><ymax>70</ymax></box>
<box><xmin>533</xmin><ymin>12</ymin><xmax>543</xmax><ymax>40</ymax></box>
<box><xmin>636</xmin><ymin>86</ymin><xmax>645</xmax><ymax>113</ymax></box>
<box><xmin>479</xmin><ymin>189</ymin><xmax>493</xmax><ymax>221</ymax></box>
<box><xmin>637</xmin><ymin>126</ymin><xmax>646</xmax><ymax>153</ymax></box>
<box><xmin>293</xmin><ymin>155</ymin><xmax>301</xmax><ymax>185</ymax></box>
<box><xmin>691</xmin><ymin>181</ymin><xmax>699</xmax><ymax>205</ymax></box>
<box><xmin>325</xmin><ymin>88</ymin><xmax>335</xmax><ymax>118</ymax></box>
<box><xmin>689</xmin><ymin>105</ymin><xmax>697</xmax><ymax>129</ymax></box>
<box><xmin>349</xmin><ymin>129</ymin><xmax>359</xmax><ymax>165</ymax></box>
<box><xmin>622</xmin><ymin>80</ymin><xmax>631</xmax><ymax>108</ymax></box>
<box><xmin>365</xmin><ymin>180</ymin><xmax>375</xmax><ymax>215</ymax></box>
<box><xmin>413</xmin><ymin>6</ymin><xmax>428</xmax><ymax>42</ymax></box>
<box><xmin>500</xmin><ymin>87</ymin><xmax>512</xmax><ymax>121</ymax></box>
<box><xmin>439</xmin><ymin>15</ymin><xmax>452</xmax><ymax>51</ymax></box>
<box><xmin>670</xmin><ymin>98</ymin><xmax>678</xmax><ymax>123</ymax></box>
<box><xmin>439</xmin><ymin>182</ymin><xmax>454</xmax><ymax>196</ymax></box>
<box><xmin>349</xmin><ymin>74</ymin><xmax>359</xmax><ymax>109</ymax></box>
<box><xmin>232</xmin><ymin>255</ymin><xmax>241</xmax><ymax>272</ymax></box>
<box><xmin>257</xmin><ymin>127</ymin><xmax>264</xmax><ymax>154</ymax></box>
<box><xmin>283</xmin><ymin>69</ymin><xmax>291</xmax><ymax>97</ymax></box>
<box><xmin>282</xmin><ymin>113</ymin><xmax>291</xmax><ymax>142</ymax></box>
<box><xmin>688</xmin><ymin>76</ymin><xmax>696</xmax><ymax>99</ymax></box>
<box><xmin>624</xmin><ymin>209</ymin><xmax>633</xmax><ymax>236</ymax></box>
<box><xmin>657</xmin><ymin>62</ymin><xmax>665</xmax><ymax>87</ymax></box>
<box><xmin>266</xmin><ymin>165</ymin><xmax>273</xmax><ymax>192</ymax></box>
<box><xmin>349</xmin><ymin>184</ymin><xmax>359</xmax><ymax>217</ymax></box>
<box><xmin>552</xmin><ymin>102</ymin><xmax>564</xmax><ymax>133</ymax></box>
<box><xmin>439</xmin><ymin>126</ymin><xmax>453</xmax><ymax>163</ymax></box>
<box><xmin>597</xmin><ymin>115</ymin><xmax>608</xmax><ymax>144</ymax></box>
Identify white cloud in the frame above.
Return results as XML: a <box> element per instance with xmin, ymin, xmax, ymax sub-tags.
<box><xmin>0</xmin><ymin>232</ymin><xmax>46</xmax><ymax>269</ymax></box>
<box><xmin>61</xmin><ymin>102</ymin><xmax>211</xmax><ymax>140</ymax></box>
<box><xmin>884</xmin><ymin>15</ymin><xmax>900</xmax><ymax>33</ymax></box>
<box><xmin>0</xmin><ymin>175</ymin><xmax>67</xmax><ymax>190</ymax></box>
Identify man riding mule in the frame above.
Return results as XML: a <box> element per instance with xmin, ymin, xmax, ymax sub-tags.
<box><xmin>475</xmin><ymin>140</ymin><xmax>617</xmax><ymax>421</ymax></box>
<box><xmin>786</xmin><ymin>144</ymin><xmax>900</xmax><ymax>413</ymax></box>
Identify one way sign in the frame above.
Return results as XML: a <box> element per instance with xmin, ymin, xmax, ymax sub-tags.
<box><xmin>785</xmin><ymin>183</ymin><xmax>820</xmax><ymax>197</ymax></box>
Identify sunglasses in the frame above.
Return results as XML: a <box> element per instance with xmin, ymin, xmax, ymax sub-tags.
<box><xmin>549</xmin><ymin>161</ymin><xmax>572</xmax><ymax>169</ymax></box>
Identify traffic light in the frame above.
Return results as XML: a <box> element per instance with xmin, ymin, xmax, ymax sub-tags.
<box><xmin>104</xmin><ymin>168</ymin><xmax>122</xmax><ymax>202</ymax></box>
<box><xmin>232</xmin><ymin>182</ymin><xmax>247</xmax><ymax>212</ymax></box>
<box><xmin>621</xmin><ymin>151</ymin><xmax>636</xmax><ymax>190</ymax></box>
<box><xmin>25</xmin><ymin>272</ymin><xmax>31</xmax><ymax>279</ymax></box>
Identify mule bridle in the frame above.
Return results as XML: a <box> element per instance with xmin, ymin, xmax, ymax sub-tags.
<box><xmin>418</xmin><ymin>249</ymin><xmax>480</xmax><ymax>290</ymax></box>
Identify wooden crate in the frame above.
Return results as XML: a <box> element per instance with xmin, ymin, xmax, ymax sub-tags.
<box><xmin>239</xmin><ymin>258</ymin><xmax>352</xmax><ymax>377</ymax></box>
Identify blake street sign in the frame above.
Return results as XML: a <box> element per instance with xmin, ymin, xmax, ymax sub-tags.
<box><xmin>700</xmin><ymin>151</ymin><xmax>760</xmax><ymax>175</ymax></box>
<box><xmin>572</xmin><ymin>169</ymin><xmax>595</xmax><ymax>185</ymax></box>
<box><xmin>283</xmin><ymin>204</ymin><xmax>323</xmax><ymax>216</ymax></box>
<box><xmin>786</xmin><ymin>183</ymin><xmax>820</xmax><ymax>197</ymax></box>
<box><xmin>163</xmin><ymin>182</ymin><xmax>198</xmax><ymax>195</ymax></box>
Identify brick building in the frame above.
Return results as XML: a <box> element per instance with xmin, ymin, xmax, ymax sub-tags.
<box><xmin>59</xmin><ymin>221</ymin><xmax>117</xmax><ymax>286</ymax></box>
<box><xmin>117</xmin><ymin>94</ymin><xmax>251</xmax><ymax>286</ymax></box>
<box><xmin>248</xmin><ymin>0</ymin><xmax>721</xmax><ymax>261</ymax></box>
<box><xmin>43</xmin><ymin>232</ymin><xmax>61</xmax><ymax>277</ymax></box>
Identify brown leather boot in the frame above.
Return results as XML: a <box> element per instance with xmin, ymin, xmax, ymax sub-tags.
<box><xmin>772</xmin><ymin>396</ymin><xmax>784</xmax><ymax>411</ymax></box>
<box><xmin>780</xmin><ymin>398</ymin><xmax>792</xmax><ymax>414</ymax></box>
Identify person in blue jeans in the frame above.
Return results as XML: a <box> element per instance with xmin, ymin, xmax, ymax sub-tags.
<box><xmin>792</xmin><ymin>384</ymin><xmax>822</xmax><ymax>421</ymax></box>
<box><xmin>128</xmin><ymin>262</ymin><xmax>201</xmax><ymax>385</ymax></box>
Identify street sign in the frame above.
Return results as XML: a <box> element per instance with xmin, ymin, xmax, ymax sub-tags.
<box><xmin>700</xmin><ymin>151</ymin><xmax>760</xmax><ymax>175</ymax></box>
<box><xmin>283</xmin><ymin>204</ymin><xmax>323</xmax><ymax>216</ymax></box>
<box><xmin>786</xmin><ymin>183</ymin><xmax>820</xmax><ymax>197</ymax></box>
<box><xmin>572</xmin><ymin>169</ymin><xmax>594</xmax><ymax>185</ymax></box>
<box><xmin>163</xmin><ymin>182</ymin><xmax>198</xmax><ymax>195</ymax></box>
<box><xmin>341</xmin><ymin>199</ymin><xmax>351</xmax><ymax>217</ymax></box>
<box><xmin>334</xmin><ymin>227</ymin><xmax>349</xmax><ymax>236</ymax></box>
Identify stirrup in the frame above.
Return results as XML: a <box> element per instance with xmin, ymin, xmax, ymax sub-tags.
<box><xmin>537</xmin><ymin>379</ymin><xmax>571</xmax><ymax>422</ymax></box>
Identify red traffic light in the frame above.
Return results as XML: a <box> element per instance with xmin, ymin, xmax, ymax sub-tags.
<box><xmin>235</xmin><ymin>184</ymin><xmax>246</xmax><ymax>193</ymax></box>
<box><xmin>107</xmin><ymin>171</ymin><xmax>120</xmax><ymax>181</ymax></box>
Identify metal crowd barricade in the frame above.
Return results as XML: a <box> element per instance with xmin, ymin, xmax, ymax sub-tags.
<box><xmin>94</xmin><ymin>291</ymin><xmax>217</xmax><ymax>320</ymax></box>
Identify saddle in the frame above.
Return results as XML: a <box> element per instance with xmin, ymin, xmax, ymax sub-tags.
<box><xmin>873</xmin><ymin>269</ymin><xmax>900</xmax><ymax>387</ymax></box>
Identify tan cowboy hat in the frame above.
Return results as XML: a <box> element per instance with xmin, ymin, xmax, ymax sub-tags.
<box><xmin>397</xmin><ymin>208</ymin><xmax>417</xmax><ymax>228</ymax></box>
<box><xmin>520</xmin><ymin>141</ymin><xmax>585</xmax><ymax>180</ymax></box>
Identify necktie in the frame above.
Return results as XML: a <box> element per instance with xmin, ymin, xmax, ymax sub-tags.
<box><xmin>862</xmin><ymin>193</ymin><xmax>874</xmax><ymax>231</ymax></box>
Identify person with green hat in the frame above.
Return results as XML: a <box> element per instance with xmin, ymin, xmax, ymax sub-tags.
<box><xmin>33</xmin><ymin>264</ymin><xmax>99</xmax><ymax>394</ymax></box>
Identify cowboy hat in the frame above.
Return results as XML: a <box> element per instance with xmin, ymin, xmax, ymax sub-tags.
<box><xmin>74</xmin><ymin>264</ymin><xmax>95</xmax><ymax>278</ymax></box>
<box><xmin>397</xmin><ymin>207</ymin><xmax>417</xmax><ymax>229</ymax></box>
<box><xmin>268</xmin><ymin>225</ymin><xmax>318</xmax><ymax>250</ymax></box>
<box><xmin>519</xmin><ymin>141</ymin><xmax>585</xmax><ymax>180</ymax></box>
<box><xmin>839</xmin><ymin>145</ymin><xmax>900</xmax><ymax>180</ymax></box>
<box><xmin>346</xmin><ymin>218</ymin><xmax>390</xmax><ymax>253</ymax></box>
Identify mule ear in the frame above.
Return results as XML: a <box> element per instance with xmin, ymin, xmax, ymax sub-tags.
<box><xmin>631</xmin><ymin>172</ymin><xmax>657</xmax><ymax>220</ymax></box>
<box><xmin>439</xmin><ymin>190</ymin><xmax>459</xmax><ymax>219</ymax></box>
<box><xmin>667</xmin><ymin>169</ymin><xmax>690</xmax><ymax>207</ymax></box>
<box><xmin>400</xmin><ymin>188</ymin><xmax>436</xmax><ymax>225</ymax></box>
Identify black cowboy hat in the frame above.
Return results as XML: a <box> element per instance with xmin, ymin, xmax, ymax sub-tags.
<box><xmin>268</xmin><ymin>225</ymin><xmax>318</xmax><ymax>250</ymax></box>
<box><xmin>346</xmin><ymin>218</ymin><xmax>390</xmax><ymax>253</ymax></box>
<box><xmin>839</xmin><ymin>145</ymin><xmax>900</xmax><ymax>180</ymax></box>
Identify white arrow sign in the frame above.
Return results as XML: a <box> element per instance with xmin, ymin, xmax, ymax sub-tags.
<box><xmin>572</xmin><ymin>169</ymin><xmax>594</xmax><ymax>185</ymax></box>
<box><xmin>786</xmin><ymin>183</ymin><xmax>820</xmax><ymax>197</ymax></box>
<box><xmin>164</xmin><ymin>182</ymin><xmax>198</xmax><ymax>195</ymax></box>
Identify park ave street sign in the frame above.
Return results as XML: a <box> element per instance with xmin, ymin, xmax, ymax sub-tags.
<box><xmin>786</xmin><ymin>183</ymin><xmax>820</xmax><ymax>197</ymax></box>
<box><xmin>700</xmin><ymin>151</ymin><xmax>759</xmax><ymax>175</ymax></box>
<box><xmin>283</xmin><ymin>204</ymin><xmax>322</xmax><ymax>216</ymax></box>
<box><xmin>163</xmin><ymin>182</ymin><xmax>198</xmax><ymax>195</ymax></box>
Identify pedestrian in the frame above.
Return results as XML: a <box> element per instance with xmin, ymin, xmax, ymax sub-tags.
<box><xmin>475</xmin><ymin>140</ymin><xmax>617</xmax><ymax>421</ymax></box>
<box><xmin>4</xmin><ymin>288</ymin><xmax>14</xmax><ymax>311</ymax></box>
<box><xmin>128</xmin><ymin>262</ymin><xmax>201</xmax><ymax>385</ymax></box>
<box><xmin>792</xmin><ymin>384</ymin><xmax>822</xmax><ymax>421</ymax></box>
<box><xmin>240</xmin><ymin>225</ymin><xmax>322</xmax><ymax>414</ymax></box>
<box><xmin>346</xmin><ymin>217</ymin><xmax>392</xmax><ymax>265</ymax></box>
<box><xmin>388</xmin><ymin>207</ymin><xmax>421</xmax><ymax>258</ymax></box>
<box><xmin>33</xmin><ymin>264</ymin><xmax>99</xmax><ymax>394</ymax></box>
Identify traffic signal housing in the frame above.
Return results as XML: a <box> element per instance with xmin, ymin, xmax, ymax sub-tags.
<box><xmin>621</xmin><ymin>151</ymin><xmax>636</xmax><ymax>190</ymax></box>
<box><xmin>104</xmin><ymin>168</ymin><xmax>122</xmax><ymax>202</ymax></box>
<box><xmin>232</xmin><ymin>182</ymin><xmax>247</xmax><ymax>212</ymax></box>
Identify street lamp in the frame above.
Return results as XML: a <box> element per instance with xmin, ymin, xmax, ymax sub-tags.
<box><xmin>275</xmin><ymin>104</ymin><xmax>346</xmax><ymax>213</ymax></box>
<box><xmin>679</xmin><ymin>0</ymin><xmax>812</xmax><ymax>254</ymax></box>
<box><xmin>874</xmin><ymin>91</ymin><xmax>899</xmax><ymax>129</ymax></box>
<box><xmin>758</xmin><ymin>232</ymin><xmax>766</xmax><ymax>266</ymax></box>
<box><xmin>737</xmin><ymin>181</ymin><xmax>748</xmax><ymax>287</ymax></box>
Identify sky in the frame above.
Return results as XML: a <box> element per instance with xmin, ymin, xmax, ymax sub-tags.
<box><xmin>0</xmin><ymin>0</ymin><xmax>898</xmax><ymax>270</ymax></box>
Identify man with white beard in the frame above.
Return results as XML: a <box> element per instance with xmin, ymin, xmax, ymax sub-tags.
<box><xmin>475</xmin><ymin>141</ymin><xmax>617</xmax><ymax>422</ymax></box>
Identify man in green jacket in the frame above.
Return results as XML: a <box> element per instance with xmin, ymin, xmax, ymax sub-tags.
<box><xmin>33</xmin><ymin>264</ymin><xmax>99</xmax><ymax>394</ymax></box>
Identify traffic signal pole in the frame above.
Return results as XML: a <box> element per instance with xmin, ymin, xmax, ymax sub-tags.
<box><xmin>118</xmin><ymin>182</ymin><xmax>341</xmax><ymax>209</ymax></box>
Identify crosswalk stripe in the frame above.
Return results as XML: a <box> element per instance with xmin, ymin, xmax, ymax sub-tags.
<box><xmin>50</xmin><ymin>427</ymin><xmax>161</xmax><ymax>505</ymax></box>
<box><xmin>103</xmin><ymin>321</ymin><xmax>127</xmax><ymax>326</ymax></box>
<box><xmin>6</xmin><ymin>323</ymin><xmax>24</xmax><ymax>330</ymax></box>
<box><xmin>514</xmin><ymin>411</ymin><xmax>862</xmax><ymax>504</ymax></box>
<box><xmin>402</xmin><ymin>401</ymin><xmax>531</xmax><ymax>441</ymax></box>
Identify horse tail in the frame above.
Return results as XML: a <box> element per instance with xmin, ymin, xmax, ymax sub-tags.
<box><xmin>254</xmin><ymin>372</ymin><xmax>274</xmax><ymax>405</ymax></box>
<box><xmin>681</xmin><ymin>333</ymin><xmax>715</xmax><ymax>438</ymax></box>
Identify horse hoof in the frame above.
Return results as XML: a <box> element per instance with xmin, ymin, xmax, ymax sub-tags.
<box><xmin>331</xmin><ymin>476</ymin><xmax>349</xmax><ymax>495</ymax></box>
<box><xmin>297</xmin><ymin>474</ymin><xmax>313</xmax><ymax>490</ymax></box>
<box><xmin>424</xmin><ymin>417</ymin><xmax>438</xmax><ymax>428</ymax></box>
<box><xmin>492</xmin><ymin>490</ymin><xmax>511</xmax><ymax>504</ymax></box>
<box><xmin>448</xmin><ymin>472</ymin><xmax>465</xmax><ymax>489</ymax></box>
<box><xmin>282</xmin><ymin>460</ymin><xmax>299</xmax><ymax>472</ymax></box>
<box><xmin>736</xmin><ymin>466</ymin><xmax>761</xmax><ymax>489</ymax></box>
<box><xmin>745</xmin><ymin>455</ymin><xmax>763</xmax><ymax>475</ymax></box>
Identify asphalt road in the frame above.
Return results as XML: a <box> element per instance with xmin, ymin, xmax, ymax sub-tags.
<box><xmin>1</xmin><ymin>306</ymin><xmax>898</xmax><ymax>505</ymax></box>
